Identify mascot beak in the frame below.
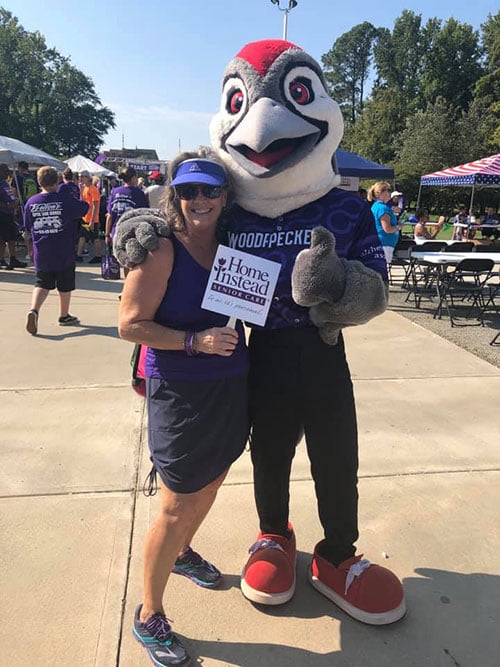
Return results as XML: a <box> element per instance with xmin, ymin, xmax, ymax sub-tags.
<box><xmin>225</xmin><ymin>97</ymin><xmax>320</xmax><ymax>176</ymax></box>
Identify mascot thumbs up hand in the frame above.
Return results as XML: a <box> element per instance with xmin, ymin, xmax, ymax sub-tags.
<box><xmin>292</xmin><ymin>226</ymin><xmax>346</xmax><ymax>306</ymax></box>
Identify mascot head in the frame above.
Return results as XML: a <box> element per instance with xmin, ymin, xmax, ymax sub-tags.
<box><xmin>210</xmin><ymin>39</ymin><xmax>343</xmax><ymax>218</ymax></box>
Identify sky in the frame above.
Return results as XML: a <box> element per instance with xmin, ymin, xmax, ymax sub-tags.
<box><xmin>2</xmin><ymin>0</ymin><xmax>498</xmax><ymax>161</ymax></box>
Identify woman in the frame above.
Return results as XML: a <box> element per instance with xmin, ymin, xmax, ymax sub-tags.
<box><xmin>118</xmin><ymin>148</ymin><xmax>249</xmax><ymax>667</ymax></box>
<box><xmin>367</xmin><ymin>181</ymin><xmax>402</xmax><ymax>265</ymax></box>
<box><xmin>414</xmin><ymin>210</ymin><xmax>444</xmax><ymax>244</ymax></box>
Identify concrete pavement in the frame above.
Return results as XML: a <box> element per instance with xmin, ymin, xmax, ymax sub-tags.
<box><xmin>1</xmin><ymin>262</ymin><xmax>499</xmax><ymax>667</ymax></box>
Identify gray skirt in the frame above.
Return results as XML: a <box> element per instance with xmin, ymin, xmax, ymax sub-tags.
<box><xmin>146</xmin><ymin>374</ymin><xmax>249</xmax><ymax>493</ymax></box>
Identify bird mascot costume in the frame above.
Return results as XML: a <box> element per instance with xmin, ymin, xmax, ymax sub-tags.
<box><xmin>115</xmin><ymin>39</ymin><xmax>405</xmax><ymax>625</ymax></box>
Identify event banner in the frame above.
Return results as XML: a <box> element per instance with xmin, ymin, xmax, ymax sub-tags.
<box><xmin>201</xmin><ymin>246</ymin><xmax>281</xmax><ymax>327</ymax></box>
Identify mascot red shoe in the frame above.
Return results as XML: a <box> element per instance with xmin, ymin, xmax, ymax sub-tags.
<box><xmin>115</xmin><ymin>39</ymin><xmax>405</xmax><ymax>626</ymax></box>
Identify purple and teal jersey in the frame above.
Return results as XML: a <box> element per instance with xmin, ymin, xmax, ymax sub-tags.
<box><xmin>146</xmin><ymin>235</ymin><xmax>248</xmax><ymax>381</ymax></box>
<box><xmin>226</xmin><ymin>188</ymin><xmax>386</xmax><ymax>329</ymax></box>
<box><xmin>23</xmin><ymin>192</ymin><xmax>89</xmax><ymax>271</ymax></box>
<box><xmin>107</xmin><ymin>185</ymin><xmax>148</xmax><ymax>234</ymax></box>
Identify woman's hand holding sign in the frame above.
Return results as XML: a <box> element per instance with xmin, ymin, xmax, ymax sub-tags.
<box><xmin>195</xmin><ymin>326</ymin><xmax>239</xmax><ymax>356</ymax></box>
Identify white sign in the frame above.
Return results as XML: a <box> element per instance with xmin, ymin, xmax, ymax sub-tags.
<box><xmin>337</xmin><ymin>176</ymin><xmax>360</xmax><ymax>191</ymax></box>
<box><xmin>201</xmin><ymin>246</ymin><xmax>281</xmax><ymax>327</ymax></box>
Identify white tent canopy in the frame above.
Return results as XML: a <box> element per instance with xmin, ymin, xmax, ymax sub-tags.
<box><xmin>0</xmin><ymin>135</ymin><xmax>66</xmax><ymax>169</ymax></box>
<box><xmin>65</xmin><ymin>154</ymin><xmax>117</xmax><ymax>178</ymax></box>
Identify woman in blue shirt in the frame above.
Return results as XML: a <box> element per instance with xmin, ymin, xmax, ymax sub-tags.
<box><xmin>368</xmin><ymin>181</ymin><xmax>402</xmax><ymax>265</ymax></box>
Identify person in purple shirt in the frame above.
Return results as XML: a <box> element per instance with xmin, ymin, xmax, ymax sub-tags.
<box><xmin>23</xmin><ymin>166</ymin><xmax>89</xmax><ymax>335</ymax></box>
<box><xmin>105</xmin><ymin>166</ymin><xmax>148</xmax><ymax>240</ymax></box>
<box><xmin>0</xmin><ymin>163</ymin><xmax>27</xmax><ymax>269</ymax></box>
<box><xmin>105</xmin><ymin>166</ymin><xmax>148</xmax><ymax>286</ymax></box>
<box><xmin>57</xmin><ymin>167</ymin><xmax>80</xmax><ymax>200</ymax></box>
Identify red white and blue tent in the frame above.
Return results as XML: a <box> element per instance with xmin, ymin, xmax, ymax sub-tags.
<box><xmin>420</xmin><ymin>154</ymin><xmax>500</xmax><ymax>187</ymax></box>
<box><xmin>418</xmin><ymin>154</ymin><xmax>500</xmax><ymax>209</ymax></box>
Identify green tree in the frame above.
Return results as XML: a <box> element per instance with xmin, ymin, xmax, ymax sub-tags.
<box><xmin>393</xmin><ymin>97</ymin><xmax>497</xmax><ymax>209</ymax></box>
<box><xmin>0</xmin><ymin>8</ymin><xmax>114</xmax><ymax>157</ymax></box>
<box><xmin>474</xmin><ymin>12</ymin><xmax>500</xmax><ymax>151</ymax></box>
<box><xmin>321</xmin><ymin>22</ymin><xmax>378</xmax><ymax>126</ymax></box>
<box><xmin>421</xmin><ymin>18</ymin><xmax>483</xmax><ymax>111</ymax></box>
<box><xmin>41</xmin><ymin>60</ymin><xmax>115</xmax><ymax>157</ymax></box>
<box><xmin>373</xmin><ymin>10</ymin><xmax>434</xmax><ymax>111</ymax></box>
<box><xmin>344</xmin><ymin>87</ymin><xmax>402</xmax><ymax>165</ymax></box>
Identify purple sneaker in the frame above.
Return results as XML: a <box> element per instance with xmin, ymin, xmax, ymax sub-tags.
<box><xmin>172</xmin><ymin>546</ymin><xmax>221</xmax><ymax>588</ymax></box>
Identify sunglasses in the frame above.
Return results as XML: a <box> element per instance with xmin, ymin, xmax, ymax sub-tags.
<box><xmin>175</xmin><ymin>184</ymin><xmax>223</xmax><ymax>200</ymax></box>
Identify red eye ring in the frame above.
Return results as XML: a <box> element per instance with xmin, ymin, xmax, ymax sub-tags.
<box><xmin>228</xmin><ymin>90</ymin><xmax>244</xmax><ymax>114</ymax></box>
<box><xmin>289</xmin><ymin>79</ymin><xmax>312</xmax><ymax>105</ymax></box>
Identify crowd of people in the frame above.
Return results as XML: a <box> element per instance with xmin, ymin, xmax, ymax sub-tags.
<box><xmin>360</xmin><ymin>180</ymin><xmax>499</xmax><ymax>268</ymax></box>
<box><xmin>0</xmin><ymin>159</ymin><xmax>167</xmax><ymax>334</ymax></box>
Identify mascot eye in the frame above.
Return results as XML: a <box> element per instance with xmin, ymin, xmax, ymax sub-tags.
<box><xmin>289</xmin><ymin>78</ymin><xmax>313</xmax><ymax>105</ymax></box>
<box><xmin>228</xmin><ymin>89</ymin><xmax>244</xmax><ymax>114</ymax></box>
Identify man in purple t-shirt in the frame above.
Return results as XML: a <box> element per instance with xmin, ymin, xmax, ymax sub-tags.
<box><xmin>23</xmin><ymin>166</ymin><xmax>89</xmax><ymax>335</ymax></box>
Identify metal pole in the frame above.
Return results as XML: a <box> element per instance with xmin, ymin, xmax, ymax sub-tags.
<box><xmin>283</xmin><ymin>10</ymin><xmax>288</xmax><ymax>40</ymax></box>
<box><xmin>468</xmin><ymin>183</ymin><xmax>475</xmax><ymax>213</ymax></box>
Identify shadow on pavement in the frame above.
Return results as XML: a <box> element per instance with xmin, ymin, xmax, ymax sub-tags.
<box><xmin>35</xmin><ymin>324</ymin><xmax>119</xmax><ymax>340</ymax></box>
<box><xmin>0</xmin><ymin>264</ymin><xmax>123</xmax><ymax>296</ymax></box>
<box><xmin>180</xmin><ymin>566</ymin><xmax>499</xmax><ymax>667</ymax></box>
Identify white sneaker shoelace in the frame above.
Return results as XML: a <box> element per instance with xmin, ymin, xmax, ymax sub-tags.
<box><xmin>345</xmin><ymin>558</ymin><xmax>371</xmax><ymax>595</ymax></box>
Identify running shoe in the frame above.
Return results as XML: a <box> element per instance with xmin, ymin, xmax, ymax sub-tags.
<box><xmin>9</xmin><ymin>257</ymin><xmax>27</xmax><ymax>268</ymax></box>
<box><xmin>133</xmin><ymin>604</ymin><xmax>190</xmax><ymax>666</ymax></box>
<box><xmin>172</xmin><ymin>547</ymin><xmax>221</xmax><ymax>588</ymax></box>
<box><xmin>58</xmin><ymin>314</ymin><xmax>80</xmax><ymax>326</ymax></box>
<box><xmin>26</xmin><ymin>310</ymin><xmax>38</xmax><ymax>335</ymax></box>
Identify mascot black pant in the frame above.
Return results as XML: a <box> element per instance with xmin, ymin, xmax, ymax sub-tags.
<box><xmin>249</xmin><ymin>327</ymin><xmax>358</xmax><ymax>565</ymax></box>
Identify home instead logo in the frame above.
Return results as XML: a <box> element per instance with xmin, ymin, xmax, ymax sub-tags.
<box><xmin>211</xmin><ymin>254</ymin><xmax>271</xmax><ymax>305</ymax></box>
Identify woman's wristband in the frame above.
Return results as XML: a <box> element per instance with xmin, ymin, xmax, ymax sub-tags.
<box><xmin>184</xmin><ymin>330</ymin><xmax>198</xmax><ymax>356</ymax></box>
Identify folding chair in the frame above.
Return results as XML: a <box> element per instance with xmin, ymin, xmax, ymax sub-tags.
<box><xmin>389</xmin><ymin>239</ymin><xmax>415</xmax><ymax>288</ymax></box>
<box><xmin>405</xmin><ymin>242</ymin><xmax>446</xmax><ymax>308</ymax></box>
<box><xmin>473</xmin><ymin>244</ymin><xmax>496</xmax><ymax>253</ymax></box>
<box><xmin>436</xmin><ymin>258</ymin><xmax>494</xmax><ymax>326</ymax></box>
<box><xmin>483</xmin><ymin>267</ymin><xmax>499</xmax><ymax>316</ymax></box>
<box><xmin>446</xmin><ymin>242</ymin><xmax>474</xmax><ymax>252</ymax></box>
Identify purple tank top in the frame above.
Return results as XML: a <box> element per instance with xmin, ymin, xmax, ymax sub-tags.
<box><xmin>145</xmin><ymin>235</ymin><xmax>249</xmax><ymax>381</ymax></box>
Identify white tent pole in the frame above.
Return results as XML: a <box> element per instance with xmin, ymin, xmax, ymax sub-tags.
<box><xmin>468</xmin><ymin>183</ymin><xmax>475</xmax><ymax>213</ymax></box>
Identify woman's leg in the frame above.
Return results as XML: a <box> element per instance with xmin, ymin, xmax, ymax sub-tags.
<box><xmin>141</xmin><ymin>470</ymin><xmax>227</xmax><ymax>622</ymax></box>
<box><xmin>180</xmin><ymin>469</ymin><xmax>228</xmax><ymax>554</ymax></box>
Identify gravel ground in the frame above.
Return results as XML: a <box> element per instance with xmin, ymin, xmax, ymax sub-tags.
<box><xmin>387</xmin><ymin>270</ymin><xmax>500</xmax><ymax>369</ymax></box>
